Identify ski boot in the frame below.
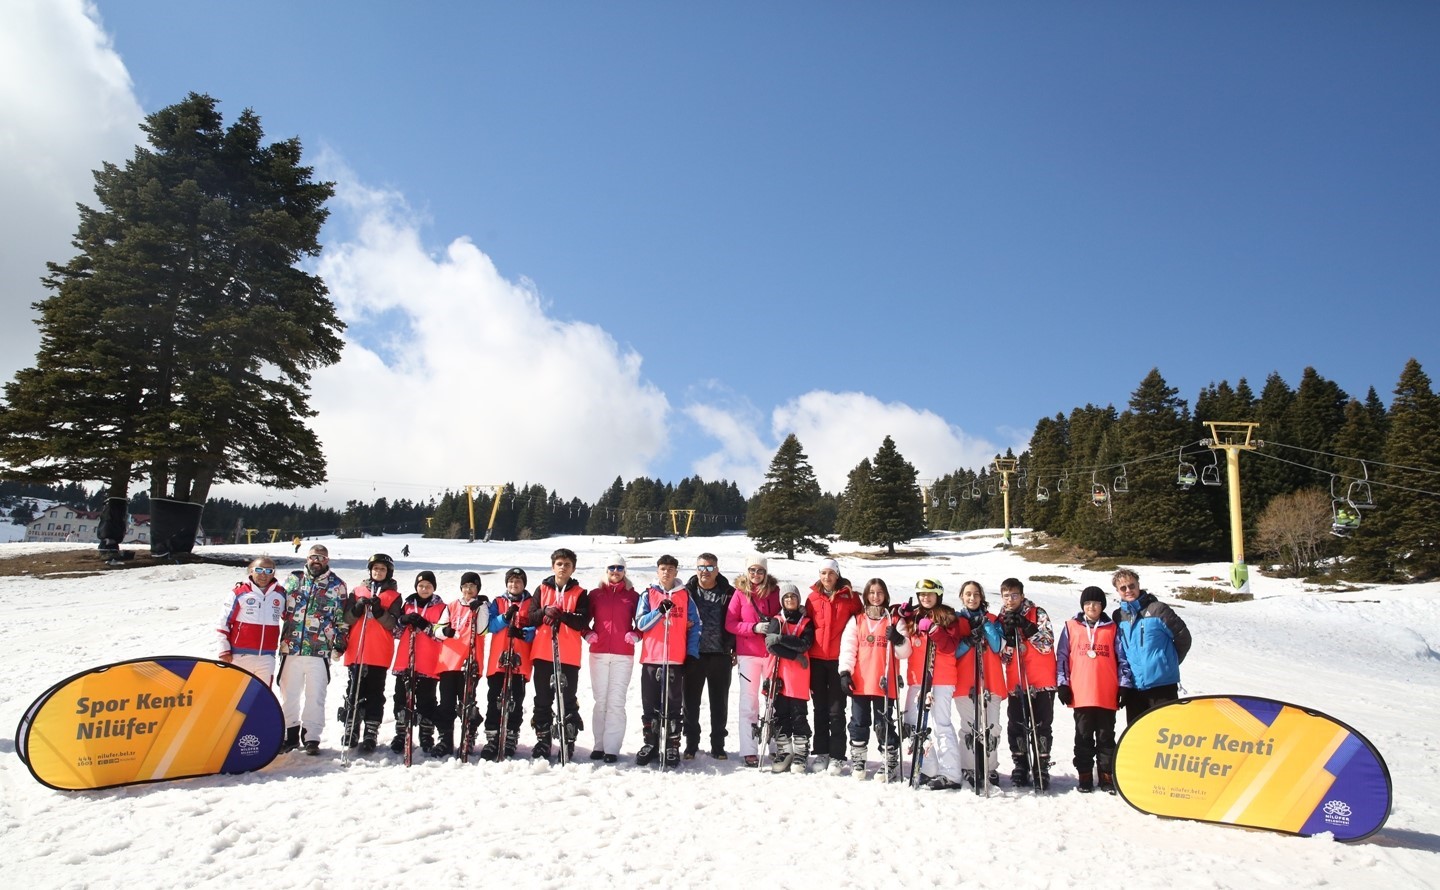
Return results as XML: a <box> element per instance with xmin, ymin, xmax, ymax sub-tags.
<box><xmin>419</xmin><ymin>720</ymin><xmax>436</xmax><ymax>754</ymax></box>
<box><xmin>1038</xmin><ymin>738</ymin><xmax>1053</xmax><ymax>790</ymax></box>
<box><xmin>770</xmin><ymin>734</ymin><xmax>794</xmax><ymax>774</ymax></box>
<box><xmin>988</xmin><ymin>769</ymin><xmax>1001</xmax><ymax>788</ymax></box>
<box><xmin>301</xmin><ymin>729</ymin><xmax>320</xmax><ymax>756</ymax></box>
<box><xmin>927</xmin><ymin>775</ymin><xmax>961</xmax><ymax>791</ymax></box>
<box><xmin>360</xmin><ymin>720</ymin><xmax>380</xmax><ymax>754</ymax></box>
<box><xmin>431</xmin><ymin>727</ymin><xmax>454</xmax><ymax>759</ymax></box>
<box><xmin>814</xmin><ymin>753</ymin><xmax>831</xmax><ymax>774</ymax></box>
<box><xmin>849</xmin><ymin>742</ymin><xmax>868</xmax><ymax>779</ymax></box>
<box><xmin>532</xmin><ymin>725</ymin><xmax>553</xmax><ymax>761</ymax></box>
<box><xmin>1078</xmin><ymin>770</ymin><xmax>1095</xmax><ymax>793</ymax></box>
<box><xmin>663</xmin><ymin>721</ymin><xmax>682</xmax><ymax>768</ymax></box>
<box><xmin>1011</xmin><ymin>754</ymin><xmax>1033</xmax><ymax>787</ymax></box>
<box><xmin>480</xmin><ymin>731</ymin><xmax>500</xmax><ymax>762</ymax></box>
<box><xmin>281</xmin><ymin>726</ymin><xmax>301</xmax><ymax>754</ymax></box>
<box><xmin>789</xmin><ymin>735</ymin><xmax>811</xmax><ymax>774</ymax></box>
<box><xmin>563</xmin><ymin>720</ymin><xmax>580</xmax><ymax>762</ymax></box>
<box><xmin>636</xmin><ymin>720</ymin><xmax>659</xmax><ymax>767</ymax></box>
<box><xmin>1098</xmin><ymin>772</ymin><xmax>1116</xmax><ymax>794</ymax></box>
<box><xmin>882</xmin><ymin>745</ymin><xmax>901</xmax><ymax>782</ymax></box>
<box><xmin>502</xmin><ymin>728</ymin><xmax>519</xmax><ymax>760</ymax></box>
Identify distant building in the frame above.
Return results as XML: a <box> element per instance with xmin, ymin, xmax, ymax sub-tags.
<box><xmin>24</xmin><ymin>505</ymin><xmax>100</xmax><ymax>543</ymax></box>
<box><xmin>125</xmin><ymin>514</ymin><xmax>151</xmax><ymax>545</ymax></box>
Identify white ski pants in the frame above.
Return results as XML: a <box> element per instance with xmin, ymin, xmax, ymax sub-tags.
<box><xmin>589</xmin><ymin>652</ymin><xmax>635</xmax><ymax>756</ymax></box>
<box><xmin>736</xmin><ymin>655</ymin><xmax>767</xmax><ymax>757</ymax></box>
<box><xmin>233</xmin><ymin>653</ymin><xmax>277</xmax><ymax>686</ymax></box>
<box><xmin>905</xmin><ymin>683</ymin><xmax>960</xmax><ymax>781</ymax></box>
<box><xmin>277</xmin><ymin>655</ymin><xmax>330</xmax><ymax>742</ymax></box>
<box><xmin>955</xmin><ymin>692</ymin><xmax>1004</xmax><ymax>775</ymax></box>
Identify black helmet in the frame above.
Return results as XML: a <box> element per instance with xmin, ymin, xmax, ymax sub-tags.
<box><xmin>368</xmin><ymin>553</ymin><xmax>394</xmax><ymax>580</ymax></box>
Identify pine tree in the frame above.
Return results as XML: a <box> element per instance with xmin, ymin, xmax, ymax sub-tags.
<box><xmin>748</xmin><ymin>434</ymin><xmax>828</xmax><ymax>560</ymax></box>
<box><xmin>1113</xmin><ymin>369</ymin><xmax>1221</xmax><ymax>558</ymax></box>
<box><xmin>1368</xmin><ymin>360</ymin><xmax>1440</xmax><ymax>579</ymax></box>
<box><xmin>834</xmin><ymin>458</ymin><xmax>872</xmax><ymax>542</ymax></box>
<box><xmin>852</xmin><ymin>437</ymin><xmax>926</xmax><ymax>555</ymax></box>
<box><xmin>0</xmin><ymin>93</ymin><xmax>342</xmax><ymax>553</ymax></box>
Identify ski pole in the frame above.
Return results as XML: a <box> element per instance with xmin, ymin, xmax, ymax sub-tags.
<box><xmin>404</xmin><ymin>614</ymin><xmax>418</xmax><ymax>768</ymax></box>
<box><xmin>1014</xmin><ymin>634</ymin><xmax>1044</xmax><ymax>793</ymax></box>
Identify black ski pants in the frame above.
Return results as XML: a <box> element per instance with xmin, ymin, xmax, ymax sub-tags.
<box><xmin>531</xmin><ymin>660</ymin><xmax>581</xmax><ymax>735</ymax></box>
<box><xmin>809</xmin><ymin>657</ymin><xmax>847</xmax><ymax>758</ymax></box>
<box><xmin>1073</xmin><ymin>706</ymin><xmax>1117</xmax><ymax>774</ymax></box>
<box><xmin>344</xmin><ymin>663</ymin><xmax>388</xmax><ymax>724</ymax></box>
<box><xmin>1124</xmin><ymin>683</ymin><xmax>1178</xmax><ymax>727</ymax></box>
<box><xmin>1006</xmin><ymin>688</ymin><xmax>1055</xmax><ymax>762</ymax></box>
<box><xmin>682</xmin><ymin>652</ymin><xmax>733</xmax><ymax>751</ymax></box>
<box><xmin>847</xmin><ymin>694</ymin><xmax>899</xmax><ymax>750</ymax></box>
<box><xmin>484</xmin><ymin>672</ymin><xmax>526</xmax><ymax>732</ymax></box>
<box><xmin>641</xmin><ymin>663</ymin><xmax>684</xmax><ymax>727</ymax></box>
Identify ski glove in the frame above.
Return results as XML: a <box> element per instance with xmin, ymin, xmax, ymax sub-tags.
<box><xmin>1057</xmin><ymin>685</ymin><xmax>1073</xmax><ymax>706</ymax></box>
<box><xmin>886</xmin><ymin>625</ymin><xmax>906</xmax><ymax>646</ymax></box>
<box><xmin>755</xmin><ymin>618</ymin><xmax>779</xmax><ymax>635</ymax></box>
<box><xmin>401</xmin><ymin>613</ymin><xmax>430</xmax><ymax>631</ymax></box>
<box><xmin>440</xmin><ymin>625</ymin><xmax>456</xmax><ymax>638</ymax></box>
<box><xmin>543</xmin><ymin>605</ymin><xmax>561</xmax><ymax>625</ymax></box>
<box><xmin>466</xmin><ymin>596</ymin><xmax>488</xmax><ymax>611</ymax></box>
<box><xmin>368</xmin><ymin>597</ymin><xmax>387</xmax><ymax>619</ymax></box>
<box><xmin>349</xmin><ymin>597</ymin><xmax>368</xmax><ymax>618</ymax></box>
<box><xmin>894</xmin><ymin>603</ymin><xmax>916</xmax><ymax>622</ymax></box>
<box><xmin>657</xmin><ymin>599</ymin><xmax>674</xmax><ymax>614</ymax></box>
<box><xmin>839</xmin><ymin>671</ymin><xmax>853</xmax><ymax>694</ymax></box>
<box><xmin>504</xmin><ymin>604</ymin><xmax>520</xmax><ymax>622</ymax></box>
<box><xmin>917</xmin><ymin>617</ymin><xmax>935</xmax><ymax>636</ymax></box>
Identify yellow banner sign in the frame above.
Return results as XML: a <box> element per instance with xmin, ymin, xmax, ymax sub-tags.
<box><xmin>1115</xmin><ymin>695</ymin><xmax>1390</xmax><ymax>841</ymax></box>
<box><xmin>16</xmin><ymin>656</ymin><xmax>284</xmax><ymax>791</ymax></box>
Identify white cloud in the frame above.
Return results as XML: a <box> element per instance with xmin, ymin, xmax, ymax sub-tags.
<box><xmin>246</xmin><ymin>168</ymin><xmax>673</xmax><ymax>506</ymax></box>
<box><xmin>0</xmin><ymin>0</ymin><xmax>143</xmax><ymax>385</ymax></box>
<box><xmin>690</xmin><ymin>390</ymin><xmax>1009</xmax><ymax>495</ymax></box>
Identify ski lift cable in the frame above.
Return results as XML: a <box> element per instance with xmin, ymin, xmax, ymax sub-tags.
<box><xmin>1249</xmin><ymin>449</ymin><xmax>1440</xmax><ymax>498</ymax></box>
<box><xmin>1264</xmin><ymin>441</ymin><xmax>1440</xmax><ymax>479</ymax></box>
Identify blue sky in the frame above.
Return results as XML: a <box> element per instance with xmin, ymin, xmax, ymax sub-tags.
<box><xmin>2</xmin><ymin>2</ymin><xmax>1437</xmax><ymax>506</ymax></box>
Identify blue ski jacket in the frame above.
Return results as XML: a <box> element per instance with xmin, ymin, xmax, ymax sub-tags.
<box><xmin>1111</xmin><ymin>592</ymin><xmax>1190</xmax><ymax>690</ymax></box>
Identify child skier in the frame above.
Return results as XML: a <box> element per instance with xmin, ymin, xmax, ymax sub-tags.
<box><xmin>481</xmin><ymin>568</ymin><xmax>536</xmax><ymax>761</ymax></box>
<box><xmin>898</xmin><ymin>578</ymin><xmax>965</xmax><ymax>789</ymax></box>
<box><xmin>341</xmin><ymin>552</ymin><xmax>402</xmax><ymax>753</ymax></box>
<box><xmin>526</xmin><ymin>549</ymin><xmax>591</xmax><ymax>762</ymax></box>
<box><xmin>763</xmin><ymin>583</ymin><xmax>816</xmax><ymax>773</ymax></box>
<box><xmin>390</xmin><ymin>570</ymin><xmax>447</xmax><ymax>755</ymax></box>
<box><xmin>725</xmin><ymin>554</ymin><xmax>781</xmax><ymax>768</ymax></box>
<box><xmin>998</xmin><ymin>577</ymin><xmax>1057</xmax><ymax>788</ymax></box>
<box><xmin>954</xmin><ymin>580</ymin><xmax>1007</xmax><ymax>791</ymax></box>
<box><xmin>634</xmin><ymin>554</ymin><xmax>701</xmax><ymax>767</ymax></box>
<box><xmin>837</xmin><ymin>578</ymin><xmax>910</xmax><ymax>780</ymax></box>
<box><xmin>1056</xmin><ymin>585</ymin><xmax>1132</xmax><ymax>793</ymax></box>
<box><xmin>432</xmin><ymin>571</ymin><xmax>488</xmax><ymax>758</ymax></box>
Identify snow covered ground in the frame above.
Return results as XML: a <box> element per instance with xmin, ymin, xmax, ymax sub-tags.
<box><xmin>3</xmin><ymin>530</ymin><xmax>1437</xmax><ymax>888</ymax></box>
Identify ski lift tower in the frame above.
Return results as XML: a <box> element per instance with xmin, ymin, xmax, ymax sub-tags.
<box><xmin>1204</xmin><ymin>422</ymin><xmax>1261</xmax><ymax>594</ymax></box>
<box><xmin>463</xmin><ymin>484</ymin><xmax>506</xmax><ymax>543</ymax></box>
<box><xmin>993</xmin><ymin>457</ymin><xmax>1019</xmax><ymax>547</ymax></box>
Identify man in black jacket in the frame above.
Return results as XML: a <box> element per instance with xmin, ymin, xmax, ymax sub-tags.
<box><xmin>682</xmin><ymin>552</ymin><xmax>736</xmax><ymax>759</ymax></box>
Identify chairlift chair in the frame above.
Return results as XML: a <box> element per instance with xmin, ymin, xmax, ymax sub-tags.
<box><xmin>947</xmin><ymin>495</ymin><xmax>958</xmax><ymax>509</ymax></box>
<box><xmin>1349</xmin><ymin>462</ymin><xmax>1375</xmax><ymax>509</ymax></box>
<box><xmin>986</xmin><ymin>480</ymin><xmax>998</xmax><ymax>497</ymax></box>
<box><xmin>1056</xmin><ymin>473</ymin><xmax>1069</xmax><ymax>493</ymax></box>
<box><xmin>971</xmin><ymin>480</ymin><xmax>982</xmax><ymax>499</ymax></box>
<box><xmin>1091</xmin><ymin>472</ymin><xmax>1109</xmax><ymax>507</ymax></box>
<box><xmin>1201</xmin><ymin>453</ymin><xmax>1222</xmax><ymax>487</ymax></box>
<box><xmin>1177</xmin><ymin>461</ymin><xmax>1198</xmax><ymax>490</ymax></box>
<box><xmin>1331</xmin><ymin>499</ymin><xmax>1361</xmax><ymax>537</ymax></box>
<box><xmin>1113</xmin><ymin>466</ymin><xmax>1129</xmax><ymax>494</ymax></box>
<box><xmin>1035</xmin><ymin>484</ymin><xmax>1050</xmax><ymax>504</ymax></box>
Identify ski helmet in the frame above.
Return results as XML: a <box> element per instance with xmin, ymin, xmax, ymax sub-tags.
<box><xmin>368</xmin><ymin>553</ymin><xmax>394</xmax><ymax>580</ymax></box>
<box><xmin>914</xmin><ymin>577</ymin><xmax>944</xmax><ymax>603</ymax></box>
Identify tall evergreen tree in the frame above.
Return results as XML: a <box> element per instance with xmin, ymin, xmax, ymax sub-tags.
<box><xmin>1366</xmin><ymin>360</ymin><xmax>1440</xmax><ymax>579</ymax></box>
<box><xmin>852</xmin><ymin>436</ymin><xmax>926</xmax><ymax>555</ymax></box>
<box><xmin>748</xmin><ymin>434</ymin><xmax>828</xmax><ymax>559</ymax></box>
<box><xmin>0</xmin><ymin>93</ymin><xmax>342</xmax><ymax>553</ymax></box>
<box><xmin>834</xmin><ymin>458</ymin><xmax>872</xmax><ymax>542</ymax></box>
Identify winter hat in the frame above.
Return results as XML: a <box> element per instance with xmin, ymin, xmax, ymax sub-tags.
<box><xmin>746</xmin><ymin>552</ymin><xmax>768</xmax><ymax>571</ymax></box>
<box><xmin>778</xmin><ymin>582</ymin><xmax>801</xmax><ymax>606</ymax></box>
<box><xmin>606</xmin><ymin>553</ymin><xmax>627</xmax><ymax>569</ymax></box>
<box><xmin>818</xmin><ymin>558</ymin><xmax>840</xmax><ymax>574</ymax></box>
<box><xmin>461</xmin><ymin>571</ymin><xmax>482</xmax><ymax>589</ymax></box>
<box><xmin>1080</xmin><ymin>586</ymin><xmax>1106</xmax><ymax>607</ymax></box>
<box><xmin>505</xmin><ymin>567</ymin><xmax>528</xmax><ymax>585</ymax></box>
<box><xmin>415</xmin><ymin>570</ymin><xmax>438</xmax><ymax>590</ymax></box>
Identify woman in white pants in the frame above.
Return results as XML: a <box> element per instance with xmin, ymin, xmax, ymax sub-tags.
<box><xmin>724</xmin><ymin>554</ymin><xmax>782</xmax><ymax>768</ymax></box>
<box><xmin>584</xmin><ymin>556</ymin><xmax>640</xmax><ymax>762</ymax></box>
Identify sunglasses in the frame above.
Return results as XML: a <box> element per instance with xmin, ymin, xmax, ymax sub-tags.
<box><xmin>607</xmin><ymin>565</ymin><xmax>626</xmax><ymax>572</ymax></box>
<box><xmin>696</xmin><ymin>566</ymin><xmax>717</xmax><ymax>573</ymax></box>
<box><xmin>1117</xmin><ymin>583</ymin><xmax>1138</xmax><ymax>592</ymax></box>
<box><xmin>252</xmin><ymin>567</ymin><xmax>276</xmax><ymax>575</ymax></box>
<box><xmin>747</xmin><ymin>567</ymin><xmax>767</xmax><ymax>575</ymax></box>
<box><xmin>307</xmin><ymin>555</ymin><xmax>328</xmax><ymax>561</ymax></box>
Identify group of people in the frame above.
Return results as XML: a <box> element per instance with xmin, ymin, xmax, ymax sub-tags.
<box><xmin>216</xmin><ymin>544</ymin><xmax>1192</xmax><ymax>792</ymax></box>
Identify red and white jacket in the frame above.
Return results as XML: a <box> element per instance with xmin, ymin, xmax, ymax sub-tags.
<box><xmin>217</xmin><ymin>578</ymin><xmax>287</xmax><ymax>657</ymax></box>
